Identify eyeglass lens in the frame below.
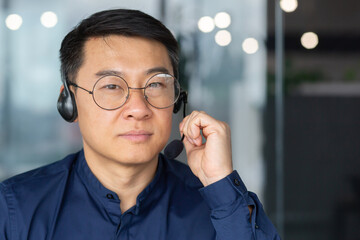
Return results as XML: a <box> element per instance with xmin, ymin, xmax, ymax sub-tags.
<box><xmin>92</xmin><ymin>74</ymin><xmax>180</xmax><ymax>110</ymax></box>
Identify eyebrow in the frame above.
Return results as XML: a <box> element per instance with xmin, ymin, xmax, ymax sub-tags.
<box><xmin>95</xmin><ymin>67</ymin><xmax>171</xmax><ymax>78</ymax></box>
<box><xmin>146</xmin><ymin>67</ymin><xmax>170</xmax><ymax>76</ymax></box>
<box><xmin>95</xmin><ymin>70</ymin><xmax>123</xmax><ymax>77</ymax></box>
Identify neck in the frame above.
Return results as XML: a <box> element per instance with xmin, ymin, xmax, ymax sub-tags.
<box><xmin>84</xmin><ymin>148</ymin><xmax>159</xmax><ymax>213</ymax></box>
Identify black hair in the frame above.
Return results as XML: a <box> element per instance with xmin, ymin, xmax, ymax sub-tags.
<box><xmin>59</xmin><ymin>9</ymin><xmax>179</xmax><ymax>84</ymax></box>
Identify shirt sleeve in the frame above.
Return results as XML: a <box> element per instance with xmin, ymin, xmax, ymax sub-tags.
<box><xmin>199</xmin><ymin>171</ymin><xmax>281</xmax><ymax>240</ymax></box>
<box><xmin>0</xmin><ymin>183</ymin><xmax>11</xmax><ymax>240</ymax></box>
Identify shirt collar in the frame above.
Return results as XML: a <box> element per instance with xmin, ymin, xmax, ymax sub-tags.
<box><xmin>75</xmin><ymin>149</ymin><xmax>165</xmax><ymax>215</ymax></box>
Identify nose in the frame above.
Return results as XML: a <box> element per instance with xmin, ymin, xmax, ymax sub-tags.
<box><xmin>122</xmin><ymin>88</ymin><xmax>152</xmax><ymax>120</ymax></box>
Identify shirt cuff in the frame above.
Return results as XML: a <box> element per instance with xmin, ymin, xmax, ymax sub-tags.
<box><xmin>199</xmin><ymin>171</ymin><xmax>253</xmax><ymax>210</ymax></box>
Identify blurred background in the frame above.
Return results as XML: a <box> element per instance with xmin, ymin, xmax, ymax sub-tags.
<box><xmin>0</xmin><ymin>0</ymin><xmax>359</xmax><ymax>239</ymax></box>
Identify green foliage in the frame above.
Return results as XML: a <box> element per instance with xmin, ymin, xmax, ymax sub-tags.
<box><xmin>267</xmin><ymin>58</ymin><xmax>324</xmax><ymax>95</ymax></box>
<box><xmin>343</xmin><ymin>68</ymin><xmax>357</xmax><ymax>82</ymax></box>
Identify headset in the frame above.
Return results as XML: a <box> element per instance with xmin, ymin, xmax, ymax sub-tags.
<box><xmin>57</xmin><ymin>79</ymin><xmax>78</xmax><ymax>122</ymax></box>
<box><xmin>57</xmin><ymin>79</ymin><xmax>188</xmax><ymax>122</ymax></box>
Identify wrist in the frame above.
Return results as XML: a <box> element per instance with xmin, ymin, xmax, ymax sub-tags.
<box><xmin>201</xmin><ymin>168</ymin><xmax>233</xmax><ymax>187</ymax></box>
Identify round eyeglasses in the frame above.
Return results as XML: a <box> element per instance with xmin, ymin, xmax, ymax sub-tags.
<box><xmin>69</xmin><ymin>73</ymin><xmax>181</xmax><ymax>110</ymax></box>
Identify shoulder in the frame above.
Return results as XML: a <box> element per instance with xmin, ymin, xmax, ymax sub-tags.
<box><xmin>1</xmin><ymin>151</ymin><xmax>80</xmax><ymax>194</ymax></box>
<box><xmin>0</xmin><ymin>151</ymin><xmax>81</xmax><ymax>238</ymax></box>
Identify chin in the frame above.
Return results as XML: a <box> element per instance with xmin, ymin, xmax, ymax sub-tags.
<box><xmin>110</xmin><ymin>145</ymin><xmax>161</xmax><ymax>165</ymax></box>
<box><xmin>114</xmin><ymin>154</ymin><xmax>158</xmax><ymax>166</ymax></box>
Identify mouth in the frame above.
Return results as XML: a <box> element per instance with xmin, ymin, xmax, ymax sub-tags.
<box><xmin>118</xmin><ymin>130</ymin><xmax>153</xmax><ymax>142</ymax></box>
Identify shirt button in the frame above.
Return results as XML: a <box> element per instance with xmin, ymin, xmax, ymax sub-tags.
<box><xmin>255</xmin><ymin>224</ymin><xmax>259</xmax><ymax>229</ymax></box>
<box><xmin>234</xmin><ymin>178</ymin><xmax>240</xmax><ymax>186</ymax></box>
<box><xmin>106</xmin><ymin>194</ymin><xmax>114</xmax><ymax>199</ymax></box>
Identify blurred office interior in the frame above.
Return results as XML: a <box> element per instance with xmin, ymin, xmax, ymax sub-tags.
<box><xmin>0</xmin><ymin>0</ymin><xmax>359</xmax><ymax>239</ymax></box>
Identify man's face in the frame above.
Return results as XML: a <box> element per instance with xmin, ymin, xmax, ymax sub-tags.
<box><xmin>74</xmin><ymin>35</ymin><xmax>174</xmax><ymax>166</ymax></box>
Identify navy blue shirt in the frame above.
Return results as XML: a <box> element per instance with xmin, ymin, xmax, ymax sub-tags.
<box><xmin>0</xmin><ymin>150</ymin><xmax>279</xmax><ymax>239</ymax></box>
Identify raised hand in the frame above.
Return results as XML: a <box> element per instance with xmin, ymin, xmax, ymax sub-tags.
<box><xmin>180</xmin><ymin>111</ymin><xmax>233</xmax><ymax>186</ymax></box>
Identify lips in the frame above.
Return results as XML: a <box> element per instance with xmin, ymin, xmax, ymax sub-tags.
<box><xmin>118</xmin><ymin>130</ymin><xmax>153</xmax><ymax>142</ymax></box>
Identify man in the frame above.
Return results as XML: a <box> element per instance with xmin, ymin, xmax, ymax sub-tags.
<box><xmin>0</xmin><ymin>9</ymin><xmax>280</xmax><ymax>239</ymax></box>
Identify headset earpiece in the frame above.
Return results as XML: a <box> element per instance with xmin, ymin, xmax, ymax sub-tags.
<box><xmin>57</xmin><ymin>80</ymin><xmax>78</xmax><ymax>122</ymax></box>
<box><xmin>173</xmin><ymin>90</ymin><xmax>187</xmax><ymax>114</ymax></box>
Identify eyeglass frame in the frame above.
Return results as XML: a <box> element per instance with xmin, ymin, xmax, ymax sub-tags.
<box><xmin>68</xmin><ymin>73</ymin><xmax>181</xmax><ymax>111</ymax></box>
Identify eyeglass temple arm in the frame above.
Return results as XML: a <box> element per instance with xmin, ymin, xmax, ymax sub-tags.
<box><xmin>68</xmin><ymin>82</ymin><xmax>93</xmax><ymax>94</ymax></box>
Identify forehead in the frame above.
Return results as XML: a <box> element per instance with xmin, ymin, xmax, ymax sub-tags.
<box><xmin>79</xmin><ymin>35</ymin><xmax>173</xmax><ymax>79</ymax></box>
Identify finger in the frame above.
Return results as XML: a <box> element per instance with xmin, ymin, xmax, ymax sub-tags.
<box><xmin>179</xmin><ymin>114</ymin><xmax>194</xmax><ymax>144</ymax></box>
<box><xmin>187</xmin><ymin>111</ymin><xmax>202</xmax><ymax>139</ymax></box>
<box><xmin>182</xmin><ymin>133</ymin><xmax>202</xmax><ymax>154</ymax></box>
<box><xmin>180</xmin><ymin>111</ymin><xmax>195</xmax><ymax>136</ymax></box>
<box><xmin>183</xmin><ymin>111</ymin><xmax>202</xmax><ymax>146</ymax></box>
<box><xmin>179</xmin><ymin>113</ymin><xmax>192</xmax><ymax>135</ymax></box>
<box><xmin>179</xmin><ymin>114</ymin><xmax>190</xmax><ymax>135</ymax></box>
<box><xmin>193</xmin><ymin>112</ymin><xmax>229</xmax><ymax>140</ymax></box>
<box><xmin>188</xmin><ymin>112</ymin><xmax>216</xmax><ymax>137</ymax></box>
<box><xmin>183</xmin><ymin>136</ymin><xmax>195</xmax><ymax>149</ymax></box>
<box><xmin>191</xmin><ymin>112</ymin><xmax>216</xmax><ymax>145</ymax></box>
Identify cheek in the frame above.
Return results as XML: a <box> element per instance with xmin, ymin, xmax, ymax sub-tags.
<box><xmin>157</xmin><ymin>110</ymin><xmax>173</xmax><ymax>139</ymax></box>
<box><xmin>76</xmin><ymin>98</ymin><xmax>114</xmax><ymax>137</ymax></box>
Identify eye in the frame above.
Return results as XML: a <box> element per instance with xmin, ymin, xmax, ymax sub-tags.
<box><xmin>104</xmin><ymin>84</ymin><xmax>120</xmax><ymax>90</ymax></box>
<box><xmin>148</xmin><ymin>82</ymin><xmax>163</xmax><ymax>88</ymax></box>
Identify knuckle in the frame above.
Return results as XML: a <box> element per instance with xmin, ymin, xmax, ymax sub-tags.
<box><xmin>219</xmin><ymin>121</ymin><xmax>230</xmax><ymax>133</ymax></box>
<box><xmin>191</xmin><ymin>110</ymin><xmax>199</xmax><ymax>115</ymax></box>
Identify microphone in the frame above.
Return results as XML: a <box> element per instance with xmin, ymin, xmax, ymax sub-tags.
<box><xmin>164</xmin><ymin>135</ymin><xmax>185</xmax><ymax>159</ymax></box>
<box><xmin>164</xmin><ymin>90</ymin><xmax>187</xmax><ymax>159</ymax></box>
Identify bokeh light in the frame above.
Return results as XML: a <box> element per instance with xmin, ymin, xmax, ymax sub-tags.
<box><xmin>214</xmin><ymin>12</ymin><xmax>231</xmax><ymax>29</ymax></box>
<box><xmin>215</xmin><ymin>30</ymin><xmax>232</xmax><ymax>47</ymax></box>
<box><xmin>40</xmin><ymin>11</ymin><xmax>58</xmax><ymax>28</ymax></box>
<box><xmin>198</xmin><ymin>16</ymin><xmax>215</xmax><ymax>33</ymax></box>
<box><xmin>5</xmin><ymin>14</ymin><xmax>23</xmax><ymax>31</ymax></box>
<box><xmin>242</xmin><ymin>38</ymin><xmax>259</xmax><ymax>54</ymax></box>
<box><xmin>301</xmin><ymin>32</ymin><xmax>319</xmax><ymax>49</ymax></box>
<box><xmin>280</xmin><ymin>0</ymin><xmax>298</xmax><ymax>13</ymax></box>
